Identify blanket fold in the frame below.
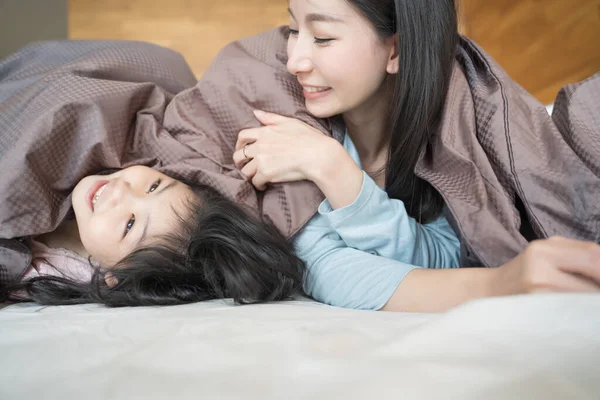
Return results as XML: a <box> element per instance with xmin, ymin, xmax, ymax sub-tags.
<box><xmin>1</xmin><ymin>28</ymin><xmax>598</xmax><ymax>285</ymax></box>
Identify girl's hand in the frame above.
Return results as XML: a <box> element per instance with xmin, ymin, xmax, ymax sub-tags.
<box><xmin>495</xmin><ymin>236</ymin><xmax>600</xmax><ymax>294</ymax></box>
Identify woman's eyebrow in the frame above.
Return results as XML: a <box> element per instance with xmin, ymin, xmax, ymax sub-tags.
<box><xmin>287</xmin><ymin>8</ymin><xmax>344</xmax><ymax>24</ymax></box>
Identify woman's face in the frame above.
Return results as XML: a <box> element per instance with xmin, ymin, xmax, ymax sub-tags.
<box><xmin>71</xmin><ymin>166</ymin><xmax>194</xmax><ymax>266</ymax></box>
<box><xmin>286</xmin><ymin>0</ymin><xmax>397</xmax><ymax>119</ymax></box>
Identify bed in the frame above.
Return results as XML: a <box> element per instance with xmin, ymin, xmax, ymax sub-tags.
<box><xmin>1</xmin><ymin>294</ymin><xmax>599</xmax><ymax>399</ymax></box>
<box><xmin>1</xmin><ymin>38</ymin><xmax>599</xmax><ymax>400</ymax></box>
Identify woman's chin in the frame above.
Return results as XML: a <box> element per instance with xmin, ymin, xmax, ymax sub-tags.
<box><xmin>306</xmin><ymin>104</ymin><xmax>337</xmax><ymax>119</ymax></box>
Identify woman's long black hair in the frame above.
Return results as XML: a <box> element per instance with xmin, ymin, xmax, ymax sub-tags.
<box><xmin>0</xmin><ymin>182</ymin><xmax>305</xmax><ymax>307</ymax></box>
<box><xmin>347</xmin><ymin>0</ymin><xmax>458</xmax><ymax>222</ymax></box>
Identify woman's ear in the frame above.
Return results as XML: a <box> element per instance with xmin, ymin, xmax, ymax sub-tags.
<box><xmin>386</xmin><ymin>34</ymin><xmax>399</xmax><ymax>74</ymax></box>
<box><xmin>104</xmin><ymin>272</ymin><xmax>119</xmax><ymax>288</ymax></box>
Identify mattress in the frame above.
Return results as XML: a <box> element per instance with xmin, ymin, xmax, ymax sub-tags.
<box><xmin>1</xmin><ymin>293</ymin><xmax>599</xmax><ymax>399</ymax></box>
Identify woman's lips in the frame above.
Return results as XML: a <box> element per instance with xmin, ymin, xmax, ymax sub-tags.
<box><xmin>87</xmin><ymin>180</ymin><xmax>109</xmax><ymax>211</ymax></box>
<box><xmin>302</xmin><ymin>86</ymin><xmax>332</xmax><ymax>100</ymax></box>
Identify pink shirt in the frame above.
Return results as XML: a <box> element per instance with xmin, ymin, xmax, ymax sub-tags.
<box><xmin>21</xmin><ymin>237</ymin><xmax>96</xmax><ymax>283</ymax></box>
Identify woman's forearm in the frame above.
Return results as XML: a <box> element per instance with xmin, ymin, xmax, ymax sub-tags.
<box><xmin>381</xmin><ymin>267</ymin><xmax>503</xmax><ymax>313</ymax></box>
<box><xmin>308</xmin><ymin>140</ymin><xmax>365</xmax><ymax>210</ymax></box>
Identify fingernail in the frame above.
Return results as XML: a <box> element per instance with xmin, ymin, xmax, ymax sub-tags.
<box><xmin>253</xmin><ymin>110</ymin><xmax>265</xmax><ymax>116</ymax></box>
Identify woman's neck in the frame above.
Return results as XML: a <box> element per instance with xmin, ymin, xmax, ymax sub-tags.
<box><xmin>342</xmin><ymin>76</ymin><xmax>395</xmax><ymax>171</ymax></box>
<box><xmin>37</xmin><ymin>218</ymin><xmax>89</xmax><ymax>259</ymax></box>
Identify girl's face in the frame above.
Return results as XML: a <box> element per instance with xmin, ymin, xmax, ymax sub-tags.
<box><xmin>286</xmin><ymin>0</ymin><xmax>397</xmax><ymax>119</ymax></box>
<box><xmin>71</xmin><ymin>166</ymin><xmax>194</xmax><ymax>266</ymax></box>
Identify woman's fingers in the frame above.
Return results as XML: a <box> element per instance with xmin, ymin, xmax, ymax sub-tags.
<box><xmin>542</xmin><ymin>237</ymin><xmax>600</xmax><ymax>284</ymax></box>
<box><xmin>233</xmin><ymin>145</ymin><xmax>248</xmax><ymax>168</ymax></box>
<box><xmin>238</xmin><ymin>156</ymin><xmax>271</xmax><ymax>190</ymax></box>
<box><xmin>253</xmin><ymin>110</ymin><xmax>290</xmax><ymax>125</ymax></box>
<box><xmin>537</xmin><ymin>265</ymin><xmax>600</xmax><ymax>293</ymax></box>
<box><xmin>509</xmin><ymin>237</ymin><xmax>600</xmax><ymax>294</ymax></box>
<box><xmin>235</xmin><ymin>128</ymin><xmax>260</xmax><ymax>151</ymax></box>
<box><xmin>251</xmin><ymin>171</ymin><xmax>268</xmax><ymax>191</ymax></box>
<box><xmin>240</xmin><ymin>158</ymin><xmax>258</xmax><ymax>180</ymax></box>
<box><xmin>234</xmin><ymin>141</ymin><xmax>263</xmax><ymax>168</ymax></box>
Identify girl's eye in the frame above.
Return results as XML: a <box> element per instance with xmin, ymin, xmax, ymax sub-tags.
<box><xmin>148</xmin><ymin>179</ymin><xmax>161</xmax><ymax>193</ymax></box>
<box><xmin>288</xmin><ymin>28</ymin><xmax>299</xmax><ymax>36</ymax></box>
<box><xmin>124</xmin><ymin>215</ymin><xmax>135</xmax><ymax>237</ymax></box>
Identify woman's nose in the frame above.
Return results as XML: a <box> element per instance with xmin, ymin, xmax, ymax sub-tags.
<box><xmin>287</xmin><ymin>37</ymin><xmax>314</xmax><ymax>76</ymax></box>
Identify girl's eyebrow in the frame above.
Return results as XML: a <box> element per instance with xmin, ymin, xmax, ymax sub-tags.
<box><xmin>136</xmin><ymin>180</ymin><xmax>179</xmax><ymax>247</ymax></box>
<box><xmin>287</xmin><ymin>8</ymin><xmax>345</xmax><ymax>24</ymax></box>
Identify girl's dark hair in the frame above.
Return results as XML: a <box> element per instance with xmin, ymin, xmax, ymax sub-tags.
<box><xmin>347</xmin><ymin>0</ymin><xmax>458</xmax><ymax>222</ymax></box>
<box><xmin>0</xmin><ymin>182</ymin><xmax>305</xmax><ymax>307</ymax></box>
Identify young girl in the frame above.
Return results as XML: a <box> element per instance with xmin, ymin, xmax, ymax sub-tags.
<box><xmin>0</xmin><ymin>38</ymin><xmax>310</xmax><ymax>308</ymax></box>
<box><xmin>0</xmin><ymin>165</ymin><xmax>305</xmax><ymax>306</ymax></box>
<box><xmin>233</xmin><ymin>0</ymin><xmax>600</xmax><ymax>311</ymax></box>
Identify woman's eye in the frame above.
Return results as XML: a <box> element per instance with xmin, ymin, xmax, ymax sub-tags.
<box><xmin>124</xmin><ymin>215</ymin><xmax>135</xmax><ymax>237</ymax></box>
<box><xmin>287</xmin><ymin>27</ymin><xmax>332</xmax><ymax>44</ymax></box>
<box><xmin>148</xmin><ymin>179</ymin><xmax>161</xmax><ymax>193</ymax></box>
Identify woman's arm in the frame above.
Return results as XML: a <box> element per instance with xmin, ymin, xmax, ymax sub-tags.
<box><xmin>295</xmin><ymin>213</ymin><xmax>420</xmax><ymax>310</ymax></box>
<box><xmin>234</xmin><ymin>112</ymin><xmax>460</xmax><ymax>267</ymax></box>
<box><xmin>298</xmin><ymin>211</ymin><xmax>600</xmax><ymax>312</ymax></box>
<box><xmin>383</xmin><ymin>237</ymin><xmax>600</xmax><ymax>313</ymax></box>
<box><xmin>314</xmin><ymin>165</ymin><xmax>460</xmax><ymax>267</ymax></box>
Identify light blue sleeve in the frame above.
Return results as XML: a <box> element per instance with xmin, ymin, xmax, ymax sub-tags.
<box><xmin>294</xmin><ymin>213</ymin><xmax>419</xmax><ymax>310</ymax></box>
<box><xmin>317</xmin><ymin>171</ymin><xmax>460</xmax><ymax>268</ymax></box>
<box><xmin>293</xmin><ymin>171</ymin><xmax>460</xmax><ymax>310</ymax></box>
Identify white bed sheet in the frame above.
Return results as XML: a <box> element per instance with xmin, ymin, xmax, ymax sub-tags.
<box><xmin>1</xmin><ymin>294</ymin><xmax>599</xmax><ymax>400</ymax></box>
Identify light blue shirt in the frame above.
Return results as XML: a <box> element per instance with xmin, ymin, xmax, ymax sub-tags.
<box><xmin>294</xmin><ymin>135</ymin><xmax>461</xmax><ymax>310</ymax></box>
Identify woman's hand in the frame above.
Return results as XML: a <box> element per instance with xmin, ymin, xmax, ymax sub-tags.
<box><xmin>233</xmin><ymin>110</ymin><xmax>364</xmax><ymax>209</ymax></box>
<box><xmin>233</xmin><ymin>110</ymin><xmax>339</xmax><ymax>189</ymax></box>
<box><xmin>495</xmin><ymin>236</ymin><xmax>600</xmax><ymax>295</ymax></box>
<box><xmin>384</xmin><ymin>236</ymin><xmax>600</xmax><ymax>313</ymax></box>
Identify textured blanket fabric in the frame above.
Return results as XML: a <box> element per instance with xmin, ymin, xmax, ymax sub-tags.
<box><xmin>1</xmin><ymin>28</ymin><xmax>599</xmax><ymax>284</ymax></box>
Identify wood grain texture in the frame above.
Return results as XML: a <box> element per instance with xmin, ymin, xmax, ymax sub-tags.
<box><xmin>69</xmin><ymin>0</ymin><xmax>600</xmax><ymax>103</ymax></box>
<box><xmin>460</xmin><ymin>0</ymin><xmax>600</xmax><ymax>103</ymax></box>
<box><xmin>69</xmin><ymin>0</ymin><xmax>289</xmax><ymax>80</ymax></box>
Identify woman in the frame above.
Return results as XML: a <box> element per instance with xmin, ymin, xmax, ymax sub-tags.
<box><xmin>0</xmin><ymin>165</ymin><xmax>304</xmax><ymax>306</ymax></box>
<box><xmin>233</xmin><ymin>0</ymin><xmax>600</xmax><ymax>311</ymax></box>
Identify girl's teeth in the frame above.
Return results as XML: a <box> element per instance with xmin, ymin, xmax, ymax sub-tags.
<box><xmin>93</xmin><ymin>184</ymin><xmax>107</xmax><ymax>205</ymax></box>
